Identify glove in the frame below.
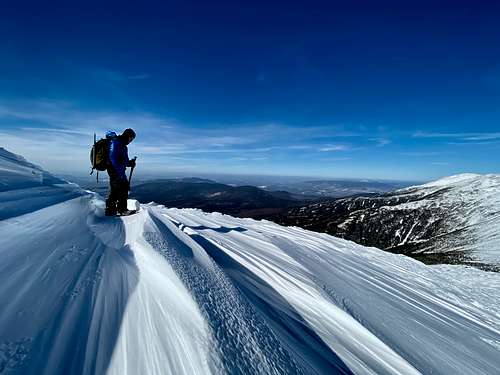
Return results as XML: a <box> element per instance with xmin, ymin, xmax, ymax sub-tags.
<box><xmin>128</xmin><ymin>158</ymin><xmax>136</xmax><ymax>168</ymax></box>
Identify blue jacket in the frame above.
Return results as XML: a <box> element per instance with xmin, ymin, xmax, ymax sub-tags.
<box><xmin>109</xmin><ymin>137</ymin><xmax>130</xmax><ymax>180</ymax></box>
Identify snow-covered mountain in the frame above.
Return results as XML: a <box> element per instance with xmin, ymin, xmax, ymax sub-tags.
<box><xmin>276</xmin><ymin>173</ymin><xmax>500</xmax><ymax>271</ymax></box>
<box><xmin>1</xmin><ymin>148</ymin><xmax>500</xmax><ymax>375</ymax></box>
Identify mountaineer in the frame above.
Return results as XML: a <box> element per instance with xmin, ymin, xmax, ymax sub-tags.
<box><xmin>105</xmin><ymin>128</ymin><xmax>137</xmax><ymax>216</ymax></box>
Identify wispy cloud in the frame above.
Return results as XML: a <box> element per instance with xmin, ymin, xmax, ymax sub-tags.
<box><xmin>429</xmin><ymin>161</ymin><xmax>452</xmax><ymax>166</ymax></box>
<box><xmin>19</xmin><ymin>127</ymin><xmax>91</xmax><ymax>135</ymax></box>
<box><xmin>126</xmin><ymin>73</ymin><xmax>150</xmax><ymax>80</ymax></box>
<box><xmin>318</xmin><ymin>144</ymin><xmax>350</xmax><ymax>152</ymax></box>
<box><xmin>413</xmin><ymin>131</ymin><xmax>500</xmax><ymax>141</ymax></box>
<box><xmin>0</xmin><ymin>99</ymin><xmax>396</xmax><ymax>175</ymax></box>
<box><xmin>317</xmin><ymin>157</ymin><xmax>352</xmax><ymax>162</ymax></box>
<box><xmin>94</xmin><ymin>69</ymin><xmax>150</xmax><ymax>82</ymax></box>
<box><xmin>399</xmin><ymin>151</ymin><xmax>447</xmax><ymax>156</ymax></box>
<box><xmin>370</xmin><ymin>137</ymin><xmax>391</xmax><ymax>147</ymax></box>
<box><xmin>446</xmin><ymin>141</ymin><xmax>500</xmax><ymax>146</ymax></box>
<box><xmin>228</xmin><ymin>156</ymin><xmax>269</xmax><ymax>161</ymax></box>
<box><xmin>287</xmin><ymin>145</ymin><xmax>312</xmax><ymax>150</ymax></box>
<box><xmin>0</xmin><ymin>100</ymin><xmax>172</xmax><ymax>136</ymax></box>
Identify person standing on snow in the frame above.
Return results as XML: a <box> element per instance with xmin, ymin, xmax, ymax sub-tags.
<box><xmin>105</xmin><ymin>128</ymin><xmax>136</xmax><ymax>216</ymax></box>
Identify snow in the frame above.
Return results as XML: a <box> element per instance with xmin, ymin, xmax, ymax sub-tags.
<box><xmin>0</xmin><ymin>147</ymin><xmax>81</xmax><ymax>220</ymax></box>
<box><xmin>417</xmin><ymin>173</ymin><xmax>481</xmax><ymax>188</ymax></box>
<box><xmin>0</xmin><ymin>147</ymin><xmax>66</xmax><ymax>191</ymax></box>
<box><xmin>206</xmin><ymin>192</ymin><xmax>223</xmax><ymax>197</ymax></box>
<box><xmin>107</xmin><ymin>210</ymin><xmax>214</xmax><ymax>375</ymax></box>
<box><xmin>1</xmin><ymin>149</ymin><xmax>500</xmax><ymax>374</ymax></box>
<box><xmin>392</xmin><ymin>173</ymin><xmax>500</xmax><ymax>265</ymax></box>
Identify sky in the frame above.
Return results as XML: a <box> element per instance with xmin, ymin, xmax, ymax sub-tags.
<box><xmin>1</xmin><ymin>0</ymin><xmax>499</xmax><ymax>181</ymax></box>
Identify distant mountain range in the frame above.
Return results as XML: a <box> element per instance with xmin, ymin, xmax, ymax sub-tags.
<box><xmin>73</xmin><ymin>174</ymin><xmax>413</xmax><ymax>199</ymax></box>
<box><xmin>271</xmin><ymin>174</ymin><xmax>500</xmax><ymax>271</ymax></box>
<box><xmin>73</xmin><ymin>175</ymin><xmax>411</xmax><ymax>220</ymax></box>
<box><xmin>259</xmin><ymin>179</ymin><xmax>414</xmax><ymax>198</ymax></box>
<box><xmin>129</xmin><ymin>178</ymin><xmax>312</xmax><ymax>218</ymax></box>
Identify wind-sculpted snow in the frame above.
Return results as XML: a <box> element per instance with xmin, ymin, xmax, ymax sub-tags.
<box><xmin>162</xmin><ymin>208</ymin><xmax>500</xmax><ymax>374</ymax></box>
<box><xmin>1</xmin><ymin>150</ymin><xmax>500</xmax><ymax>374</ymax></box>
<box><xmin>0</xmin><ymin>147</ymin><xmax>66</xmax><ymax>191</ymax></box>
<box><xmin>0</xmin><ymin>147</ymin><xmax>80</xmax><ymax>220</ymax></box>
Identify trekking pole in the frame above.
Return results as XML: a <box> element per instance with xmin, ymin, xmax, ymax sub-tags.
<box><xmin>128</xmin><ymin>157</ymin><xmax>137</xmax><ymax>191</ymax></box>
<box><xmin>90</xmin><ymin>133</ymin><xmax>97</xmax><ymax>177</ymax></box>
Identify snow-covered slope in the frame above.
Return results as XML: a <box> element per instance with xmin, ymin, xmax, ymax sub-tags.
<box><xmin>1</xmin><ymin>150</ymin><xmax>500</xmax><ymax>375</ymax></box>
<box><xmin>395</xmin><ymin>173</ymin><xmax>500</xmax><ymax>264</ymax></box>
<box><xmin>278</xmin><ymin>173</ymin><xmax>500</xmax><ymax>270</ymax></box>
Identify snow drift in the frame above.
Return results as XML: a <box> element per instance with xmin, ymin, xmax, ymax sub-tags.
<box><xmin>1</xmin><ymin>148</ymin><xmax>500</xmax><ymax>375</ymax></box>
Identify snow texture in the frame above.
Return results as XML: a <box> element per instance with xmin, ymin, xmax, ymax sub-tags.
<box><xmin>399</xmin><ymin>173</ymin><xmax>500</xmax><ymax>264</ymax></box>
<box><xmin>1</xmin><ymin>149</ymin><xmax>500</xmax><ymax>374</ymax></box>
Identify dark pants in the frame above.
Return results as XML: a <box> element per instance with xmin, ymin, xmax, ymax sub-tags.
<box><xmin>106</xmin><ymin>168</ymin><xmax>128</xmax><ymax>214</ymax></box>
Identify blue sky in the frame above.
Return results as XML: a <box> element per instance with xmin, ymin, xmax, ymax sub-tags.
<box><xmin>1</xmin><ymin>0</ymin><xmax>499</xmax><ymax>181</ymax></box>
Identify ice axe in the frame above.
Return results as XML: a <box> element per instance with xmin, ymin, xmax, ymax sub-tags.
<box><xmin>128</xmin><ymin>157</ymin><xmax>137</xmax><ymax>191</ymax></box>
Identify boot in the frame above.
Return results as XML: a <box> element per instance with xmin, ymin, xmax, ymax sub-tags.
<box><xmin>105</xmin><ymin>208</ymin><xmax>117</xmax><ymax>216</ymax></box>
<box><xmin>105</xmin><ymin>199</ymin><xmax>117</xmax><ymax>216</ymax></box>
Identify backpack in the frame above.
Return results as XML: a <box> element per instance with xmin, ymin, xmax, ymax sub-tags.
<box><xmin>90</xmin><ymin>131</ymin><xmax>117</xmax><ymax>178</ymax></box>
